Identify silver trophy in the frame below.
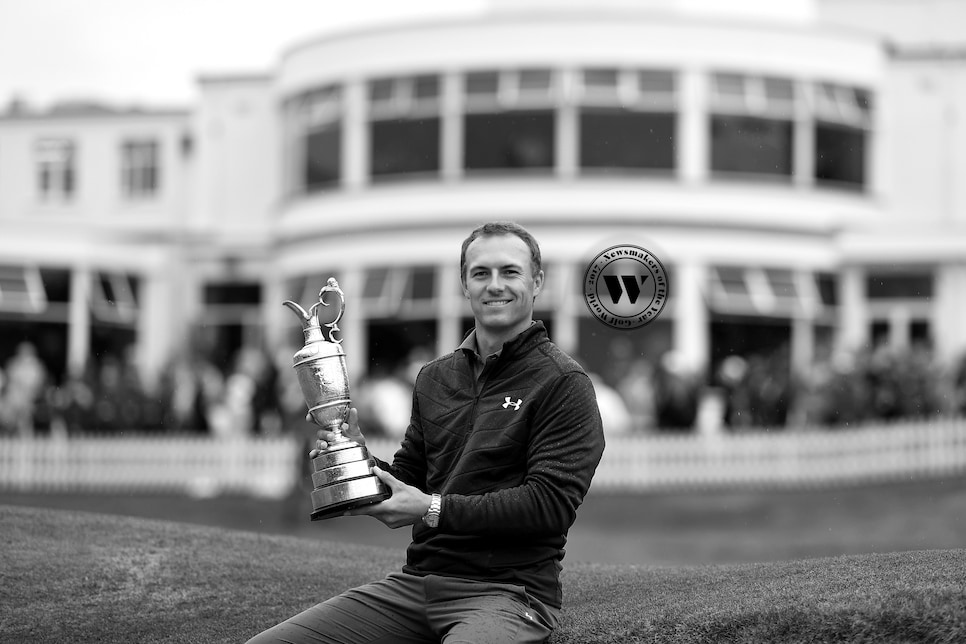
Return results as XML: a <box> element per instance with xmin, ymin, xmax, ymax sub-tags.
<box><xmin>283</xmin><ymin>278</ymin><xmax>390</xmax><ymax>521</ymax></box>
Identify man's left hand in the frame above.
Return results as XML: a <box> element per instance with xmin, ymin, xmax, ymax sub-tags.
<box><xmin>346</xmin><ymin>466</ymin><xmax>432</xmax><ymax>529</ymax></box>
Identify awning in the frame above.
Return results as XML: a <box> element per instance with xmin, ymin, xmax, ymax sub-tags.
<box><xmin>0</xmin><ymin>265</ymin><xmax>46</xmax><ymax>313</ymax></box>
<box><xmin>708</xmin><ymin>266</ymin><xmax>827</xmax><ymax>319</ymax></box>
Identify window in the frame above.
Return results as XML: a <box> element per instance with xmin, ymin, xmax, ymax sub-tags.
<box><xmin>578</xmin><ymin>68</ymin><xmax>677</xmax><ymax>172</ymax></box>
<box><xmin>368</xmin><ymin>75</ymin><xmax>441</xmax><ymax>180</ymax></box>
<box><xmin>869</xmin><ymin>319</ymin><xmax>932</xmax><ymax>349</ymax></box>
<box><xmin>36</xmin><ymin>138</ymin><xmax>76</xmax><ymax>201</ymax></box>
<box><xmin>296</xmin><ymin>86</ymin><xmax>342</xmax><ymax>191</ymax></box>
<box><xmin>910</xmin><ymin>320</ymin><xmax>932</xmax><ymax>347</ymax></box>
<box><xmin>870</xmin><ymin>320</ymin><xmax>890</xmax><ymax>347</ymax></box>
<box><xmin>121</xmin><ymin>140</ymin><xmax>160</xmax><ymax>198</ymax></box>
<box><xmin>814</xmin><ymin>82</ymin><xmax>871</xmax><ymax>189</ymax></box>
<box><xmin>709</xmin><ymin>73</ymin><xmax>795</xmax><ymax>178</ymax></box>
<box><xmin>463</xmin><ymin>69</ymin><xmax>556</xmax><ymax>172</ymax></box>
<box><xmin>202</xmin><ymin>281</ymin><xmax>261</xmax><ymax>325</ymax></box>
<box><xmin>816</xmin><ymin>273</ymin><xmax>838</xmax><ymax>307</ymax></box>
<box><xmin>866</xmin><ymin>272</ymin><xmax>933</xmax><ymax>299</ymax></box>
<box><xmin>362</xmin><ymin>265</ymin><xmax>437</xmax><ymax>318</ymax></box>
<box><xmin>204</xmin><ymin>283</ymin><xmax>262</xmax><ymax>305</ymax></box>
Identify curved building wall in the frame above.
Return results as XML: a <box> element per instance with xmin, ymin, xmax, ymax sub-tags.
<box><xmin>269</xmin><ymin>11</ymin><xmax>886</xmax><ymax>383</ymax></box>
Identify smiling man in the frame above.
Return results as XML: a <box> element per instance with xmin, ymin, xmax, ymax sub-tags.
<box><xmin>247</xmin><ymin>221</ymin><xmax>605</xmax><ymax>644</ymax></box>
<box><xmin>461</xmin><ymin>224</ymin><xmax>544</xmax><ymax>359</ymax></box>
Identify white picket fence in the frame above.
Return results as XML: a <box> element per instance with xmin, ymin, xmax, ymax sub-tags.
<box><xmin>591</xmin><ymin>418</ymin><xmax>966</xmax><ymax>491</ymax></box>
<box><xmin>1</xmin><ymin>419</ymin><xmax>965</xmax><ymax>497</ymax></box>
<box><xmin>0</xmin><ymin>435</ymin><xmax>301</xmax><ymax>499</ymax></box>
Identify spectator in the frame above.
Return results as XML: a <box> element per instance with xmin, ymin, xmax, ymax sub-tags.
<box><xmin>652</xmin><ymin>351</ymin><xmax>699</xmax><ymax>431</ymax></box>
<box><xmin>589</xmin><ymin>372</ymin><xmax>633</xmax><ymax>437</ymax></box>
<box><xmin>616</xmin><ymin>358</ymin><xmax>658</xmax><ymax>433</ymax></box>
<box><xmin>0</xmin><ymin>342</ymin><xmax>48</xmax><ymax>436</ymax></box>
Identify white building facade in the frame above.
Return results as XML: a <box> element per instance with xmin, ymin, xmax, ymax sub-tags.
<box><xmin>0</xmin><ymin>0</ymin><xmax>963</xmax><ymax>400</ymax></box>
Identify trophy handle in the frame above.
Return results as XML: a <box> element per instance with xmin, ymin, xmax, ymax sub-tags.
<box><xmin>319</xmin><ymin>278</ymin><xmax>345</xmax><ymax>344</ymax></box>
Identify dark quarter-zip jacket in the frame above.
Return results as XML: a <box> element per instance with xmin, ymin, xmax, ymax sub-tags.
<box><xmin>373</xmin><ymin>321</ymin><xmax>605</xmax><ymax>609</ymax></box>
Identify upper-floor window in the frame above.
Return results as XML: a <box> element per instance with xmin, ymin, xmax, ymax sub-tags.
<box><xmin>295</xmin><ymin>85</ymin><xmax>342</xmax><ymax>191</ymax></box>
<box><xmin>463</xmin><ymin>68</ymin><xmax>556</xmax><ymax>173</ymax></box>
<box><xmin>368</xmin><ymin>75</ymin><xmax>441</xmax><ymax>180</ymax></box>
<box><xmin>814</xmin><ymin>82</ymin><xmax>871</xmax><ymax>189</ymax></box>
<box><xmin>578</xmin><ymin>68</ymin><xmax>677</xmax><ymax>173</ymax></box>
<box><xmin>36</xmin><ymin>138</ymin><xmax>76</xmax><ymax>201</ymax></box>
<box><xmin>121</xmin><ymin>139</ymin><xmax>160</xmax><ymax>199</ymax></box>
<box><xmin>710</xmin><ymin>73</ymin><xmax>796</xmax><ymax>179</ymax></box>
<box><xmin>283</xmin><ymin>69</ymin><xmax>873</xmax><ymax>195</ymax></box>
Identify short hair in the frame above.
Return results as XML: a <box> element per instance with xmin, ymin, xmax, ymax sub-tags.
<box><xmin>460</xmin><ymin>221</ymin><xmax>543</xmax><ymax>281</ymax></box>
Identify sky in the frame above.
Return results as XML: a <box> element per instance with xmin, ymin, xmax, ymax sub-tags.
<box><xmin>2</xmin><ymin>1</ymin><xmax>959</xmax><ymax>112</ymax></box>
<box><xmin>0</xmin><ymin>0</ymin><xmax>486</xmax><ymax>110</ymax></box>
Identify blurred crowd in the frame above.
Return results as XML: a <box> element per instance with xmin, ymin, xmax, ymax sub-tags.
<box><xmin>2</xmin><ymin>339</ymin><xmax>966</xmax><ymax>439</ymax></box>
<box><xmin>0</xmin><ymin>342</ymin><xmax>289</xmax><ymax>439</ymax></box>
<box><xmin>596</xmin><ymin>342</ymin><xmax>966</xmax><ymax>435</ymax></box>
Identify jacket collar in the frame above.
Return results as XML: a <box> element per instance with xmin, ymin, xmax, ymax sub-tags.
<box><xmin>458</xmin><ymin>320</ymin><xmax>547</xmax><ymax>362</ymax></box>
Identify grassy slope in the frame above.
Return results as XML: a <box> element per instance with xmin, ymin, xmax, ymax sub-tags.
<box><xmin>2</xmin><ymin>505</ymin><xmax>964</xmax><ymax>644</ymax></box>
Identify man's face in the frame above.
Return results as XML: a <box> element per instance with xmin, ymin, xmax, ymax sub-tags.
<box><xmin>462</xmin><ymin>234</ymin><xmax>544</xmax><ymax>339</ymax></box>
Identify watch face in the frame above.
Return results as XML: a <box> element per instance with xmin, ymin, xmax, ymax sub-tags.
<box><xmin>425</xmin><ymin>514</ymin><xmax>438</xmax><ymax>528</ymax></box>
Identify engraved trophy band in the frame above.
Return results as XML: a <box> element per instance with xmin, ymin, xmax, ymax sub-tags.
<box><xmin>283</xmin><ymin>278</ymin><xmax>390</xmax><ymax>521</ymax></box>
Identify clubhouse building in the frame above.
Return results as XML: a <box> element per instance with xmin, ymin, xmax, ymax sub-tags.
<box><xmin>1</xmin><ymin>0</ymin><xmax>964</xmax><ymax>399</ymax></box>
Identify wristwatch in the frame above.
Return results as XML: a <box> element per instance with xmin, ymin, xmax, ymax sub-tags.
<box><xmin>423</xmin><ymin>493</ymin><xmax>442</xmax><ymax>528</ymax></box>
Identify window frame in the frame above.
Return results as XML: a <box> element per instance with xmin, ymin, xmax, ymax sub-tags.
<box><xmin>35</xmin><ymin>138</ymin><xmax>77</xmax><ymax>202</ymax></box>
<box><xmin>368</xmin><ymin>74</ymin><xmax>442</xmax><ymax>180</ymax></box>
<box><xmin>708</xmin><ymin>72</ymin><xmax>799</xmax><ymax>181</ymax></box>
<box><xmin>295</xmin><ymin>85</ymin><xmax>344</xmax><ymax>192</ymax></box>
<box><xmin>120</xmin><ymin>138</ymin><xmax>160</xmax><ymax>199</ymax></box>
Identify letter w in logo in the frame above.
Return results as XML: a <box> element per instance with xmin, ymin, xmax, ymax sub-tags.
<box><xmin>603</xmin><ymin>275</ymin><xmax>649</xmax><ymax>304</ymax></box>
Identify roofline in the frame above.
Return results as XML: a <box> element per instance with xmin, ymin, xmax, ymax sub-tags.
<box><xmin>0</xmin><ymin>108</ymin><xmax>191</xmax><ymax>123</ymax></box>
<box><xmin>280</xmin><ymin>10</ymin><xmax>884</xmax><ymax>63</ymax></box>
<box><xmin>196</xmin><ymin>72</ymin><xmax>274</xmax><ymax>85</ymax></box>
<box><xmin>890</xmin><ymin>46</ymin><xmax>966</xmax><ymax>61</ymax></box>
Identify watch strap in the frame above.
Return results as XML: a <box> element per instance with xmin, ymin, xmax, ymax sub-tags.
<box><xmin>423</xmin><ymin>493</ymin><xmax>442</xmax><ymax>527</ymax></box>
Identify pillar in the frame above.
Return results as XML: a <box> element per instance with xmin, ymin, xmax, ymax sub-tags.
<box><xmin>672</xmin><ymin>261</ymin><xmax>709</xmax><ymax>376</ymax></box>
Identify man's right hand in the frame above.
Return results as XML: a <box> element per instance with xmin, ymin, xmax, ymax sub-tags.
<box><xmin>308</xmin><ymin>407</ymin><xmax>366</xmax><ymax>458</ymax></box>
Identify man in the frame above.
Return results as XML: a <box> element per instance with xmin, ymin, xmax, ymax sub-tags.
<box><xmin>247</xmin><ymin>221</ymin><xmax>605</xmax><ymax>643</ymax></box>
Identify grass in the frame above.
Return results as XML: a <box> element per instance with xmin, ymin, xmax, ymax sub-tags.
<box><xmin>3</xmin><ymin>504</ymin><xmax>965</xmax><ymax>643</ymax></box>
<box><xmin>5</xmin><ymin>474</ymin><xmax>966</xmax><ymax>567</ymax></box>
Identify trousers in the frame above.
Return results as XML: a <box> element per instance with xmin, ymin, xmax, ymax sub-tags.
<box><xmin>244</xmin><ymin>571</ymin><xmax>559</xmax><ymax>644</ymax></box>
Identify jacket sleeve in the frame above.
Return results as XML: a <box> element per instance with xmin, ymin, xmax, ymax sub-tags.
<box><xmin>438</xmin><ymin>371</ymin><xmax>605</xmax><ymax>537</ymax></box>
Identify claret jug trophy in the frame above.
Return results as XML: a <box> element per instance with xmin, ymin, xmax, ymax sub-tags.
<box><xmin>283</xmin><ymin>278</ymin><xmax>390</xmax><ymax>520</ymax></box>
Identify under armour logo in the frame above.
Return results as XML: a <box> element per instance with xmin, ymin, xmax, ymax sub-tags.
<box><xmin>502</xmin><ymin>397</ymin><xmax>522</xmax><ymax>410</ymax></box>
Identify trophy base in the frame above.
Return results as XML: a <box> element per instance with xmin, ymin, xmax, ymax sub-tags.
<box><xmin>310</xmin><ymin>491</ymin><xmax>390</xmax><ymax>521</ymax></box>
<box><xmin>309</xmin><ymin>455</ymin><xmax>391</xmax><ymax>521</ymax></box>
